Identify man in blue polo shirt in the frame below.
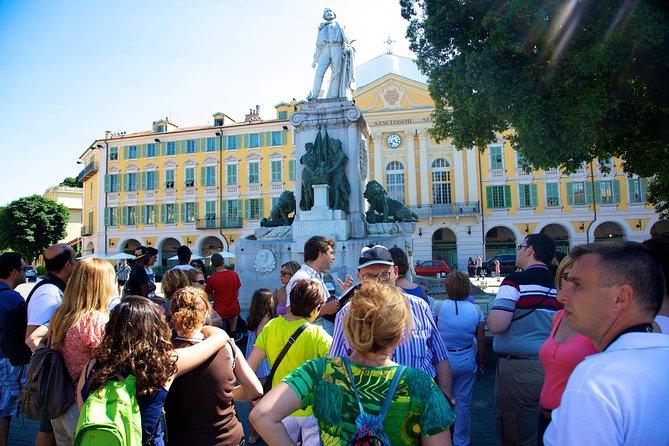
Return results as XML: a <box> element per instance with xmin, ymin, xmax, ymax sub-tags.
<box><xmin>487</xmin><ymin>233</ymin><xmax>561</xmax><ymax>446</ymax></box>
<box><xmin>0</xmin><ymin>252</ymin><xmax>28</xmax><ymax>446</ymax></box>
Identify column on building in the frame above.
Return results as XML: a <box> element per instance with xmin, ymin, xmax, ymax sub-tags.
<box><xmin>417</xmin><ymin>129</ymin><xmax>430</xmax><ymax>205</ymax></box>
<box><xmin>453</xmin><ymin>148</ymin><xmax>465</xmax><ymax>203</ymax></box>
<box><xmin>405</xmin><ymin>128</ymin><xmax>418</xmax><ymax>205</ymax></box>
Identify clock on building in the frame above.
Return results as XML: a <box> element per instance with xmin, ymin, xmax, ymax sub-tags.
<box><xmin>387</xmin><ymin>133</ymin><xmax>402</xmax><ymax>148</ymax></box>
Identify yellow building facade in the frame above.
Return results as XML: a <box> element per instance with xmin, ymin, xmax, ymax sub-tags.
<box><xmin>79</xmin><ymin>53</ymin><xmax>667</xmax><ymax>269</ymax></box>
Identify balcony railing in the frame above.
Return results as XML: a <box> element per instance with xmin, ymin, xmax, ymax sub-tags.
<box><xmin>76</xmin><ymin>162</ymin><xmax>98</xmax><ymax>183</ymax></box>
<box><xmin>196</xmin><ymin>217</ymin><xmax>243</xmax><ymax>229</ymax></box>
<box><xmin>408</xmin><ymin>201</ymin><xmax>480</xmax><ymax>218</ymax></box>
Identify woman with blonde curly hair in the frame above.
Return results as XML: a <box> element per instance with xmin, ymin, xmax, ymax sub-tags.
<box><xmin>251</xmin><ymin>282</ymin><xmax>455</xmax><ymax>446</ymax></box>
<box><xmin>76</xmin><ymin>296</ymin><xmax>230</xmax><ymax>446</ymax></box>
<box><xmin>49</xmin><ymin>258</ymin><xmax>116</xmax><ymax>444</ymax></box>
<box><xmin>165</xmin><ymin>287</ymin><xmax>262</xmax><ymax>445</ymax></box>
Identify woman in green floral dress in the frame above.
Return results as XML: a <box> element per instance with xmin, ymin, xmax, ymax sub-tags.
<box><xmin>251</xmin><ymin>282</ymin><xmax>455</xmax><ymax>445</ymax></box>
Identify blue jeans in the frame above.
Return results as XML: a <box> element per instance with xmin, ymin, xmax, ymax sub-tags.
<box><xmin>449</xmin><ymin>346</ymin><xmax>477</xmax><ymax>446</ymax></box>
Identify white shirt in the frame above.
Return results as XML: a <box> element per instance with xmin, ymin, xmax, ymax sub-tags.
<box><xmin>655</xmin><ymin>314</ymin><xmax>669</xmax><ymax>334</ymax></box>
<box><xmin>27</xmin><ymin>283</ymin><xmax>63</xmax><ymax>327</ymax></box>
<box><xmin>171</xmin><ymin>264</ymin><xmax>194</xmax><ymax>271</ymax></box>
<box><xmin>544</xmin><ymin>332</ymin><xmax>669</xmax><ymax>445</ymax></box>
<box><xmin>285</xmin><ymin>264</ymin><xmax>328</xmax><ymax>307</ymax></box>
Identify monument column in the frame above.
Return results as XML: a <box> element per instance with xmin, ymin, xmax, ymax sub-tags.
<box><xmin>417</xmin><ymin>128</ymin><xmax>430</xmax><ymax>205</ymax></box>
<box><xmin>405</xmin><ymin>128</ymin><xmax>418</xmax><ymax>205</ymax></box>
<box><xmin>372</xmin><ymin>133</ymin><xmax>383</xmax><ymax>183</ymax></box>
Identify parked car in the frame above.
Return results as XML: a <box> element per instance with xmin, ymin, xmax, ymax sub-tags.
<box><xmin>482</xmin><ymin>254</ymin><xmax>517</xmax><ymax>276</ymax></box>
<box><xmin>415</xmin><ymin>260</ymin><xmax>451</xmax><ymax>277</ymax></box>
<box><xmin>25</xmin><ymin>266</ymin><xmax>37</xmax><ymax>282</ymax></box>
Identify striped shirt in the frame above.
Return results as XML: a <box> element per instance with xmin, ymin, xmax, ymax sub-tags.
<box><xmin>491</xmin><ymin>264</ymin><xmax>562</xmax><ymax>357</ymax></box>
<box><xmin>329</xmin><ymin>291</ymin><xmax>449</xmax><ymax>378</ymax></box>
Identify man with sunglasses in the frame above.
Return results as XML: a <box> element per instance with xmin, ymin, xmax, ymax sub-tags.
<box><xmin>329</xmin><ymin>245</ymin><xmax>453</xmax><ymax>400</ymax></box>
<box><xmin>486</xmin><ymin>234</ymin><xmax>561</xmax><ymax>446</ymax></box>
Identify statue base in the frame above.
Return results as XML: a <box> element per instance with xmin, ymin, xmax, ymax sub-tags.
<box><xmin>367</xmin><ymin>222</ymin><xmax>417</xmax><ymax>235</ymax></box>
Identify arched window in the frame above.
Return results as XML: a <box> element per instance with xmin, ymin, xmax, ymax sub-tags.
<box><xmin>431</xmin><ymin>159</ymin><xmax>452</xmax><ymax>204</ymax></box>
<box><xmin>385</xmin><ymin>161</ymin><xmax>405</xmax><ymax>204</ymax></box>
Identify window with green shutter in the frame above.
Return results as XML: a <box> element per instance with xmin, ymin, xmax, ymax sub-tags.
<box><xmin>227</xmin><ymin>164</ymin><xmax>237</xmax><ymax>185</ymax></box>
<box><xmin>186</xmin><ymin>140</ymin><xmax>196</xmax><ymax>154</ymax></box>
<box><xmin>249</xmin><ymin>133</ymin><xmax>259</xmax><ymax>148</ymax></box>
<box><xmin>144</xmin><ymin>171</ymin><xmax>157</xmax><ymax>191</ymax></box>
<box><xmin>166</xmin><ymin>142</ymin><xmax>176</xmax><ymax>156</ymax></box>
<box><xmin>489</xmin><ymin>146</ymin><xmax>503</xmax><ymax>170</ymax></box>
<box><xmin>227</xmin><ymin>136</ymin><xmax>238</xmax><ymax>150</ymax></box>
<box><xmin>206</xmin><ymin>137</ymin><xmax>217</xmax><ymax>152</ymax></box>
<box><xmin>146</xmin><ymin>143</ymin><xmax>156</xmax><ymax>157</ymax></box>
<box><xmin>127</xmin><ymin>173</ymin><xmax>138</xmax><ymax>192</ymax></box>
<box><xmin>126</xmin><ymin>206</ymin><xmax>137</xmax><ymax>225</ymax></box>
<box><xmin>248</xmin><ymin>162</ymin><xmax>260</xmax><ymax>184</ymax></box>
<box><xmin>271</xmin><ymin>131</ymin><xmax>283</xmax><ymax>146</ymax></box>
<box><xmin>245</xmin><ymin>198</ymin><xmax>263</xmax><ymax>220</ymax></box>
<box><xmin>144</xmin><ymin>205</ymin><xmax>155</xmax><ymax>225</ymax></box>
<box><xmin>182</xmin><ymin>202</ymin><xmax>197</xmax><ymax>223</ymax></box>
<box><xmin>164</xmin><ymin>203</ymin><xmax>176</xmax><ymax>224</ymax></box>
<box><xmin>288</xmin><ymin>160</ymin><xmax>295</xmax><ymax>180</ymax></box>
<box><xmin>271</xmin><ymin>160</ymin><xmax>282</xmax><ymax>182</ymax></box>
<box><xmin>518</xmin><ymin>184</ymin><xmax>537</xmax><ymax>208</ymax></box>
<box><xmin>486</xmin><ymin>185</ymin><xmax>511</xmax><ymax>208</ymax></box>
<box><xmin>278</xmin><ymin>110</ymin><xmax>288</xmax><ymax>120</ymax></box>
<box><xmin>127</xmin><ymin>146</ymin><xmax>138</xmax><ymax>159</ymax></box>
<box><xmin>546</xmin><ymin>183</ymin><xmax>560</xmax><ymax>206</ymax></box>
<box><xmin>165</xmin><ymin>169</ymin><xmax>175</xmax><ymax>189</ymax></box>
<box><xmin>628</xmin><ymin>178</ymin><xmax>648</xmax><ymax>203</ymax></box>
<box><xmin>109</xmin><ymin>147</ymin><xmax>118</xmax><ymax>161</ymax></box>
<box><xmin>185</xmin><ymin>167</ymin><xmax>195</xmax><ymax>188</ymax></box>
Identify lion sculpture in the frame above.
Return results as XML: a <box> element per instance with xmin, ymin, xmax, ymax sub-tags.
<box><xmin>260</xmin><ymin>190</ymin><xmax>296</xmax><ymax>227</ymax></box>
<box><xmin>363</xmin><ymin>180</ymin><xmax>419</xmax><ymax>223</ymax></box>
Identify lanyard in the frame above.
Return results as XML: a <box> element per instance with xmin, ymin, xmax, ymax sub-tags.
<box><xmin>604</xmin><ymin>323</ymin><xmax>654</xmax><ymax>351</ymax></box>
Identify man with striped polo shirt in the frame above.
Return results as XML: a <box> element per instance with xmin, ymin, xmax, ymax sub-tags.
<box><xmin>487</xmin><ymin>233</ymin><xmax>561</xmax><ymax>446</ymax></box>
<box><xmin>329</xmin><ymin>245</ymin><xmax>453</xmax><ymax>400</ymax></box>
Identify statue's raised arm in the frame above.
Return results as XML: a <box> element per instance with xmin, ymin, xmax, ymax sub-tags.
<box><xmin>308</xmin><ymin>8</ymin><xmax>355</xmax><ymax>100</ymax></box>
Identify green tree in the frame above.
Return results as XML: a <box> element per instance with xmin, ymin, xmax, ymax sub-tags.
<box><xmin>0</xmin><ymin>195</ymin><xmax>69</xmax><ymax>263</ymax></box>
<box><xmin>401</xmin><ymin>0</ymin><xmax>669</xmax><ymax>215</ymax></box>
<box><xmin>60</xmin><ymin>177</ymin><xmax>81</xmax><ymax>188</ymax></box>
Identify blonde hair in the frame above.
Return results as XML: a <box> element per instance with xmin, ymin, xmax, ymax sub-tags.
<box><xmin>161</xmin><ymin>268</ymin><xmax>191</xmax><ymax>300</ymax></box>
<box><xmin>555</xmin><ymin>255</ymin><xmax>575</xmax><ymax>290</ymax></box>
<box><xmin>51</xmin><ymin>258</ymin><xmax>115</xmax><ymax>347</ymax></box>
<box><xmin>170</xmin><ymin>286</ymin><xmax>210</xmax><ymax>336</ymax></box>
<box><xmin>187</xmin><ymin>268</ymin><xmax>204</xmax><ymax>282</ymax></box>
<box><xmin>343</xmin><ymin>282</ymin><xmax>412</xmax><ymax>354</ymax></box>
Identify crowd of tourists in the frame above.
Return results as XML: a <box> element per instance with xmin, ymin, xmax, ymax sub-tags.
<box><xmin>0</xmin><ymin>232</ymin><xmax>668</xmax><ymax>446</ymax></box>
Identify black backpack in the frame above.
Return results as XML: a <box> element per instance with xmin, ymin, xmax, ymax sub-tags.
<box><xmin>0</xmin><ymin>276</ymin><xmax>64</xmax><ymax>366</ymax></box>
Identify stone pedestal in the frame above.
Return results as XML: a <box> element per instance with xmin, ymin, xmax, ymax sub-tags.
<box><xmin>293</xmin><ymin>183</ymin><xmax>350</xmax><ymax>248</ymax></box>
<box><xmin>291</xmin><ymin>98</ymin><xmax>370</xmax><ymax>239</ymax></box>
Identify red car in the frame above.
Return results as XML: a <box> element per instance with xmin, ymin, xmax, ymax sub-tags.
<box><xmin>414</xmin><ymin>260</ymin><xmax>451</xmax><ymax>277</ymax></box>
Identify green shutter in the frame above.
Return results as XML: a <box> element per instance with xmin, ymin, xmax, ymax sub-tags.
<box><xmin>120</xmin><ymin>207</ymin><xmax>125</xmax><ymax>225</ymax></box>
<box><xmin>123</xmin><ymin>146</ymin><xmax>129</xmax><ymax>159</ymax></box>
<box><xmin>123</xmin><ymin>173</ymin><xmax>129</xmax><ymax>192</ymax></box>
<box><xmin>640</xmin><ymin>179</ymin><xmax>649</xmax><ymax>201</ymax></box>
<box><xmin>154</xmin><ymin>171</ymin><xmax>159</xmax><ymax>190</ymax></box>
<box><xmin>221</xmin><ymin>200</ymin><xmax>228</xmax><ymax>218</ymax></box>
<box><xmin>160</xmin><ymin>204</ymin><xmax>166</xmax><ymax>224</ymax></box>
<box><xmin>593</xmin><ymin>181</ymin><xmax>601</xmax><ymax>204</ymax></box>
<box><xmin>104</xmin><ymin>175</ymin><xmax>110</xmax><ymax>192</ymax></box>
<box><xmin>141</xmin><ymin>172</ymin><xmax>147</xmax><ymax>191</ymax></box>
<box><xmin>486</xmin><ymin>186</ymin><xmax>493</xmax><ymax>208</ymax></box>
<box><xmin>585</xmin><ymin>182</ymin><xmax>593</xmax><ymax>204</ymax></box>
<box><xmin>282</xmin><ymin>130</ymin><xmax>287</xmax><ymax>145</ymax></box>
<box><xmin>567</xmin><ymin>182</ymin><xmax>574</xmax><ymax>205</ymax></box>
<box><xmin>259</xmin><ymin>198</ymin><xmax>264</xmax><ymax>219</ymax></box>
<box><xmin>194</xmin><ymin>201</ymin><xmax>199</xmax><ymax>220</ymax></box>
<box><xmin>518</xmin><ymin>185</ymin><xmax>526</xmax><ymax>207</ymax></box>
<box><xmin>180</xmin><ymin>203</ymin><xmax>185</xmax><ymax>223</ymax></box>
<box><xmin>244</xmin><ymin>199</ymin><xmax>250</xmax><ymax>219</ymax></box>
<box><xmin>612</xmin><ymin>179</ymin><xmax>620</xmax><ymax>204</ymax></box>
<box><xmin>504</xmin><ymin>185</ymin><xmax>512</xmax><ymax>208</ymax></box>
<box><xmin>530</xmin><ymin>184</ymin><xmax>538</xmax><ymax>207</ymax></box>
<box><xmin>104</xmin><ymin>208</ymin><xmax>109</xmax><ymax>226</ymax></box>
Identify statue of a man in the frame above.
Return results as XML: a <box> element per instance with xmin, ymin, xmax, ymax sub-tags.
<box><xmin>308</xmin><ymin>8</ymin><xmax>355</xmax><ymax>100</ymax></box>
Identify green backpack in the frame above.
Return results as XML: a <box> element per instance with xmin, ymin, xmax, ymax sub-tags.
<box><xmin>73</xmin><ymin>374</ymin><xmax>143</xmax><ymax>446</ymax></box>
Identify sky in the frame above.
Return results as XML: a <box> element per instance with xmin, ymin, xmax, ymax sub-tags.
<box><xmin>0</xmin><ymin>0</ymin><xmax>416</xmax><ymax>206</ymax></box>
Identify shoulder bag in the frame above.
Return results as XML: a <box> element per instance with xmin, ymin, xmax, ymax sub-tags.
<box><xmin>262</xmin><ymin>322</ymin><xmax>309</xmax><ymax>395</ymax></box>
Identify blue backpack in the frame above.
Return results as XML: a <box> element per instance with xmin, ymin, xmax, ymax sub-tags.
<box><xmin>342</xmin><ymin>357</ymin><xmax>406</xmax><ymax>446</ymax></box>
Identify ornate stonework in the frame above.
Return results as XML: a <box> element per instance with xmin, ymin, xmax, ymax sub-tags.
<box><xmin>254</xmin><ymin>249</ymin><xmax>276</xmax><ymax>275</ymax></box>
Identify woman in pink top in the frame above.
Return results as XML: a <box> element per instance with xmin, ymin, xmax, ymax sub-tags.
<box><xmin>49</xmin><ymin>258</ymin><xmax>116</xmax><ymax>445</ymax></box>
<box><xmin>538</xmin><ymin>256</ymin><xmax>598</xmax><ymax>443</ymax></box>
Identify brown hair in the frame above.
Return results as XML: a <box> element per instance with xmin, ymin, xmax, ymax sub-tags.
<box><xmin>170</xmin><ymin>287</ymin><xmax>210</xmax><ymax>337</ymax></box>
<box><xmin>161</xmin><ymin>268</ymin><xmax>191</xmax><ymax>300</ymax></box>
<box><xmin>445</xmin><ymin>271</ymin><xmax>471</xmax><ymax>301</ymax></box>
<box><xmin>343</xmin><ymin>282</ymin><xmax>412</xmax><ymax>354</ymax></box>
<box><xmin>247</xmin><ymin>288</ymin><xmax>274</xmax><ymax>332</ymax></box>
<box><xmin>89</xmin><ymin>296</ymin><xmax>177</xmax><ymax>396</ymax></box>
<box><xmin>282</xmin><ymin>261</ymin><xmax>301</xmax><ymax>276</ymax></box>
<box><xmin>289</xmin><ymin>279</ymin><xmax>326</xmax><ymax>318</ymax></box>
<box><xmin>303</xmin><ymin>236</ymin><xmax>335</xmax><ymax>263</ymax></box>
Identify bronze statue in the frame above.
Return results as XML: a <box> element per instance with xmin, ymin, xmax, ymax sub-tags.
<box><xmin>363</xmin><ymin>180</ymin><xmax>419</xmax><ymax>223</ymax></box>
<box><xmin>261</xmin><ymin>190</ymin><xmax>296</xmax><ymax>227</ymax></box>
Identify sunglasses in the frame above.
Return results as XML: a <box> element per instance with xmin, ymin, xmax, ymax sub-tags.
<box><xmin>280</xmin><ymin>271</ymin><xmax>292</xmax><ymax>277</ymax></box>
<box><xmin>192</xmin><ymin>280</ymin><xmax>206</xmax><ymax>285</ymax></box>
<box><xmin>518</xmin><ymin>244</ymin><xmax>530</xmax><ymax>251</ymax></box>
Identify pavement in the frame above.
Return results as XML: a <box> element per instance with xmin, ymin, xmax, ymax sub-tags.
<box><xmin>9</xmin><ymin>277</ymin><xmax>503</xmax><ymax>445</ymax></box>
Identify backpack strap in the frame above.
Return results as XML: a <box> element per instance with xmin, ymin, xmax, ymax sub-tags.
<box><xmin>342</xmin><ymin>357</ymin><xmax>406</xmax><ymax>422</ymax></box>
<box><xmin>263</xmin><ymin>322</ymin><xmax>309</xmax><ymax>394</ymax></box>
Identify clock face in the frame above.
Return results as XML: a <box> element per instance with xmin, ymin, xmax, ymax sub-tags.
<box><xmin>387</xmin><ymin>133</ymin><xmax>402</xmax><ymax>148</ymax></box>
